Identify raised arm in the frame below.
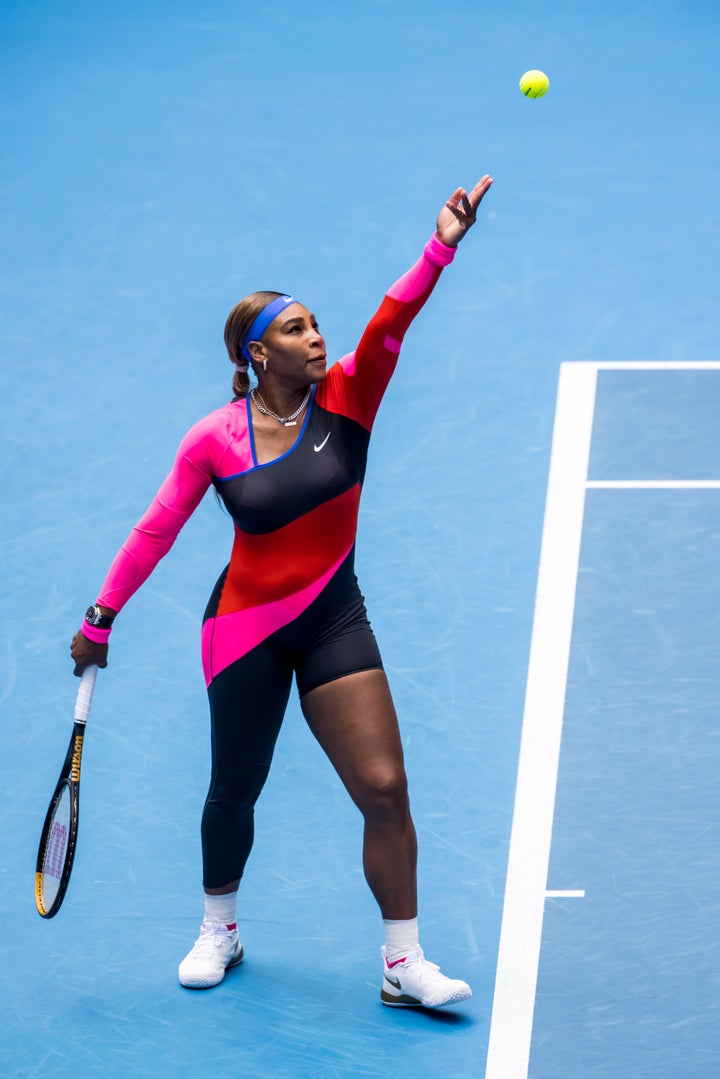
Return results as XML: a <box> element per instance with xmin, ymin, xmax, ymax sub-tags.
<box><xmin>365</xmin><ymin>175</ymin><xmax>493</xmax><ymax>345</ymax></box>
<box><xmin>322</xmin><ymin>175</ymin><xmax>493</xmax><ymax>428</ymax></box>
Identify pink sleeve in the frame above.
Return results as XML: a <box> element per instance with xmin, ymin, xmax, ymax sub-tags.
<box><xmin>353</xmin><ymin>234</ymin><xmax>456</xmax><ymax>352</ymax></box>
<box><xmin>385</xmin><ymin>233</ymin><xmax>456</xmax><ymax>307</ymax></box>
<box><xmin>321</xmin><ymin>235</ymin><xmax>456</xmax><ymax>429</ymax></box>
<box><xmin>96</xmin><ymin>421</ymin><xmax>219</xmax><ymax>612</ymax></box>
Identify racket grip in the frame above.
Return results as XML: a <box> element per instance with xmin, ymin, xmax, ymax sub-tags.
<box><xmin>74</xmin><ymin>664</ymin><xmax>98</xmax><ymax>725</ymax></box>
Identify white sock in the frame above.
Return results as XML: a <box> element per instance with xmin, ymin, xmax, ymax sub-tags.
<box><xmin>383</xmin><ymin>917</ymin><xmax>419</xmax><ymax>963</ymax></box>
<box><xmin>203</xmin><ymin>891</ymin><xmax>238</xmax><ymax>930</ymax></box>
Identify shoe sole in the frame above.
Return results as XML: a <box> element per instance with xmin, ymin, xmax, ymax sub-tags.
<box><xmin>381</xmin><ymin>989</ymin><xmax>424</xmax><ymax>1007</ymax></box>
<box><xmin>179</xmin><ymin>946</ymin><xmax>244</xmax><ymax>990</ymax></box>
<box><xmin>380</xmin><ymin>986</ymin><xmax>472</xmax><ymax>1008</ymax></box>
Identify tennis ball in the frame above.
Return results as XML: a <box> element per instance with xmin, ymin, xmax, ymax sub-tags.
<box><xmin>519</xmin><ymin>70</ymin><xmax>550</xmax><ymax>98</ymax></box>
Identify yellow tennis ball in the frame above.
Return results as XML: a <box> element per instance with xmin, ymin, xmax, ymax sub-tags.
<box><xmin>519</xmin><ymin>70</ymin><xmax>550</xmax><ymax>98</ymax></box>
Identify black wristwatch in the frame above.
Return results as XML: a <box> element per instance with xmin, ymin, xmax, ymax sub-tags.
<box><xmin>85</xmin><ymin>604</ymin><xmax>115</xmax><ymax>629</ymax></box>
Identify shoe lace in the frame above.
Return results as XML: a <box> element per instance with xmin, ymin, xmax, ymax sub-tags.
<box><xmin>192</xmin><ymin>922</ymin><xmax>232</xmax><ymax>957</ymax></box>
<box><xmin>391</xmin><ymin>947</ymin><xmax>440</xmax><ymax>977</ymax></box>
<box><xmin>412</xmin><ymin>954</ymin><xmax>441</xmax><ymax>978</ymax></box>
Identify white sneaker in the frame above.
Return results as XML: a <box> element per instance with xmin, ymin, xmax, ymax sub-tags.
<box><xmin>380</xmin><ymin>946</ymin><xmax>472</xmax><ymax>1008</ymax></box>
<box><xmin>178</xmin><ymin>922</ymin><xmax>244</xmax><ymax>989</ymax></box>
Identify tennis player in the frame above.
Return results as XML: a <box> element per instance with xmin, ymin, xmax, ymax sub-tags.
<box><xmin>71</xmin><ymin>175</ymin><xmax>493</xmax><ymax>1008</ymax></box>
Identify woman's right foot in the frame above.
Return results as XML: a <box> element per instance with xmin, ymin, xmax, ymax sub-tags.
<box><xmin>380</xmin><ymin>945</ymin><xmax>471</xmax><ymax>1008</ymax></box>
<box><xmin>178</xmin><ymin>922</ymin><xmax>243</xmax><ymax>988</ymax></box>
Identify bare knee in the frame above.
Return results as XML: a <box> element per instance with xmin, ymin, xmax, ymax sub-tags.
<box><xmin>355</xmin><ymin>766</ymin><xmax>410</xmax><ymax>824</ymax></box>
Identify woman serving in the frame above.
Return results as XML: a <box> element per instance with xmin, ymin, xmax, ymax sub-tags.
<box><xmin>71</xmin><ymin>175</ymin><xmax>493</xmax><ymax>1009</ymax></box>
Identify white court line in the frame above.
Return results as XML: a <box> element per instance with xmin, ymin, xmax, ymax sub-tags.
<box><xmin>587</xmin><ymin>480</ymin><xmax>720</xmax><ymax>489</ymax></box>
<box><xmin>589</xmin><ymin>360</ymin><xmax>720</xmax><ymax>370</ymax></box>
<box><xmin>545</xmin><ymin>890</ymin><xmax>586</xmax><ymax>899</ymax></box>
<box><xmin>484</xmin><ymin>363</ymin><xmax>598</xmax><ymax>1079</ymax></box>
<box><xmin>485</xmin><ymin>360</ymin><xmax>720</xmax><ymax>1079</ymax></box>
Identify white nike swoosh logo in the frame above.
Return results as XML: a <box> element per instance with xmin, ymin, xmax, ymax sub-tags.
<box><xmin>313</xmin><ymin>432</ymin><xmax>331</xmax><ymax>452</ymax></box>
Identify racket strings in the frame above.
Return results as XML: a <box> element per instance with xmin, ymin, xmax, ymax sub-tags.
<box><xmin>44</xmin><ymin>820</ymin><xmax>69</xmax><ymax>879</ymax></box>
<box><xmin>38</xmin><ymin>785</ymin><xmax>72</xmax><ymax>909</ymax></box>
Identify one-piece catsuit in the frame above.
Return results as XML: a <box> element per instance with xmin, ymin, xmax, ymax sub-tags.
<box><xmin>92</xmin><ymin>234</ymin><xmax>456</xmax><ymax>887</ymax></box>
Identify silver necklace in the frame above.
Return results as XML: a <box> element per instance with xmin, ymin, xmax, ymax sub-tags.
<box><xmin>251</xmin><ymin>387</ymin><xmax>311</xmax><ymax>427</ymax></box>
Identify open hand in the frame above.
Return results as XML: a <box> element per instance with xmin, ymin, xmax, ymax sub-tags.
<box><xmin>436</xmin><ymin>175</ymin><xmax>493</xmax><ymax>247</ymax></box>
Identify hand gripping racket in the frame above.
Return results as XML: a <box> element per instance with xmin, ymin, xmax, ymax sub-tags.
<box><xmin>35</xmin><ymin>665</ymin><xmax>98</xmax><ymax>918</ymax></box>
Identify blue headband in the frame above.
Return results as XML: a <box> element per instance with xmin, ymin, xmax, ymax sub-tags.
<box><xmin>240</xmin><ymin>295</ymin><xmax>296</xmax><ymax>361</ymax></box>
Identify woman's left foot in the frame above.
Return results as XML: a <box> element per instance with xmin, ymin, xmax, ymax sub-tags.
<box><xmin>380</xmin><ymin>946</ymin><xmax>472</xmax><ymax>1008</ymax></box>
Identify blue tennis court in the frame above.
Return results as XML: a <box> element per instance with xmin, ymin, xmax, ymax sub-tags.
<box><xmin>2</xmin><ymin>3</ymin><xmax>719</xmax><ymax>1077</ymax></box>
<box><xmin>535</xmin><ymin>370</ymin><xmax>720</xmax><ymax>1079</ymax></box>
<box><xmin>486</xmin><ymin>365</ymin><xmax>720</xmax><ymax>1077</ymax></box>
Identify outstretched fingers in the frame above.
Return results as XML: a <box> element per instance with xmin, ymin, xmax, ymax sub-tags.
<box><xmin>436</xmin><ymin>174</ymin><xmax>494</xmax><ymax>246</ymax></box>
<box><xmin>468</xmin><ymin>174</ymin><xmax>494</xmax><ymax>206</ymax></box>
<box><xmin>445</xmin><ymin>186</ymin><xmax>470</xmax><ymax>219</ymax></box>
<box><xmin>446</xmin><ymin>175</ymin><xmax>493</xmax><ymax>217</ymax></box>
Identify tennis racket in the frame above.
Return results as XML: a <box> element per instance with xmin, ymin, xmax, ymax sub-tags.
<box><xmin>35</xmin><ymin>665</ymin><xmax>98</xmax><ymax>918</ymax></box>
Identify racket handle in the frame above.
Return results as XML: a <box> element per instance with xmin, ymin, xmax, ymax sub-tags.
<box><xmin>74</xmin><ymin>664</ymin><xmax>98</xmax><ymax>725</ymax></box>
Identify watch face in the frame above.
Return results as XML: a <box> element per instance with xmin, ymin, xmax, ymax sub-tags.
<box><xmin>85</xmin><ymin>605</ymin><xmax>99</xmax><ymax>625</ymax></box>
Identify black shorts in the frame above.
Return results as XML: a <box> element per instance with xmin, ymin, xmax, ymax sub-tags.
<box><xmin>200</xmin><ymin>554</ymin><xmax>383</xmax><ymax>887</ymax></box>
<box><xmin>204</xmin><ymin>550</ymin><xmax>383</xmax><ymax>699</ymax></box>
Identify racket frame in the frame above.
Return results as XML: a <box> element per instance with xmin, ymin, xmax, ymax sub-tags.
<box><xmin>35</xmin><ymin>665</ymin><xmax>97</xmax><ymax>918</ymax></box>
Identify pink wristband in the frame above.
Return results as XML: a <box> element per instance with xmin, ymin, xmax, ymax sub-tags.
<box><xmin>424</xmin><ymin>233</ymin><xmax>457</xmax><ymax>267</ymax></box>
<box><xmin>81</xmin><ymin>620</ymin><xmax>112</xmax><ymax>644</ymax></box>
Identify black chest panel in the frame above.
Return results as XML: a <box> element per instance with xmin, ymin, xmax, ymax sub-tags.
<box><xmin>216</xmin><ymin>402</ymin><xmax>371</xmax><ymax>535</ymax></box>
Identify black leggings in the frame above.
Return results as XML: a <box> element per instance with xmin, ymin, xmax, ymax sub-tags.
<box><xmin>200</xmin><ymin>559</ymin><xmax>383</xmax><ymax>889</ymax></box>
